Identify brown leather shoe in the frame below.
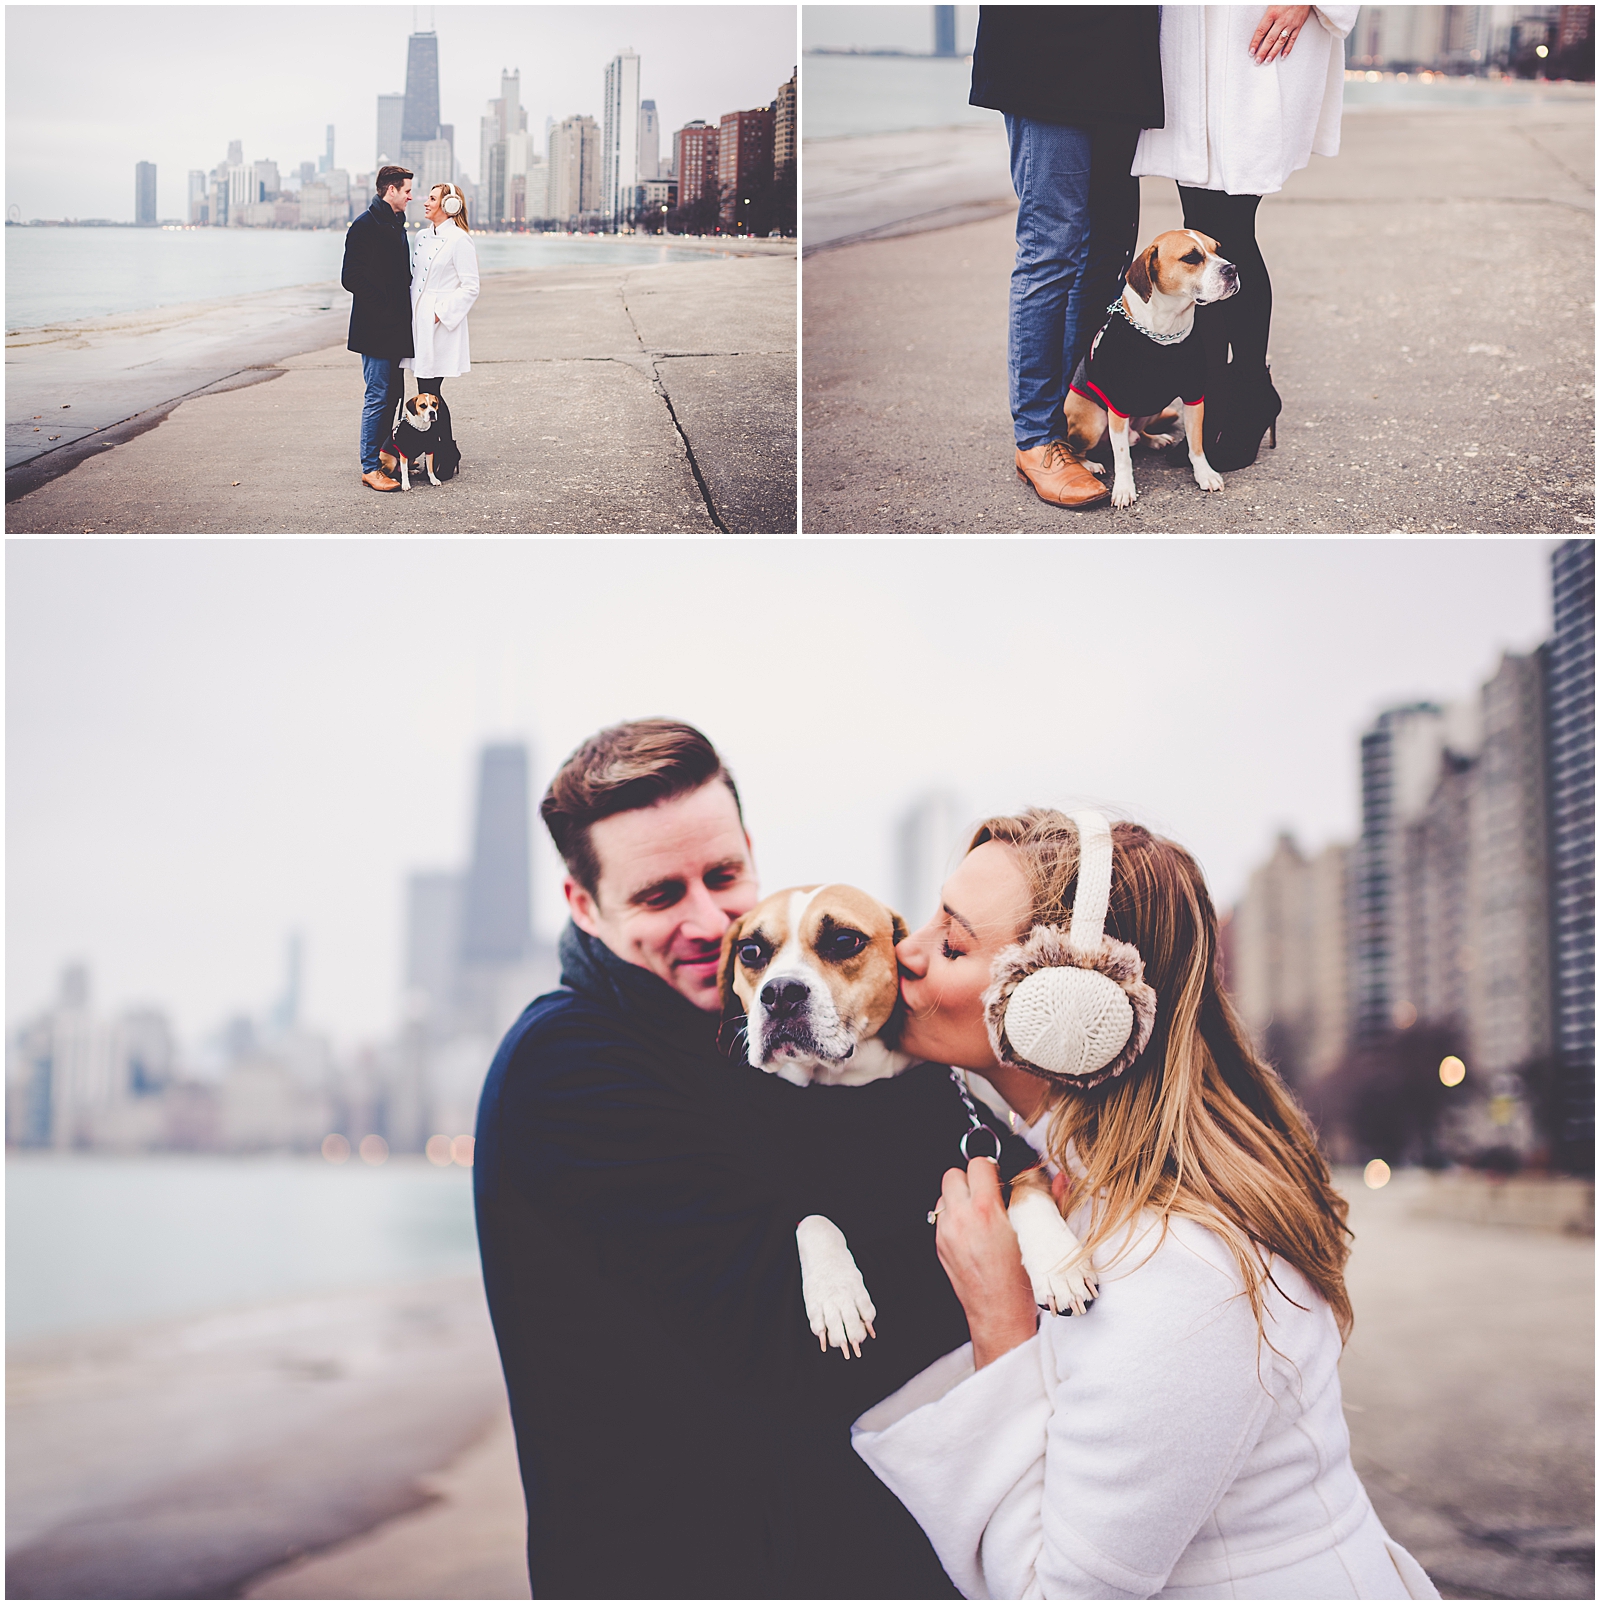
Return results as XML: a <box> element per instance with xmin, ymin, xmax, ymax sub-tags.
<box><xmin>362</xmin><ymin>469</ymin><xmax>400</xmax><ymax>492</ymax></box>
<box><xmin>1015</xmin><ymin>441</ymin><xmax>1109</xmax><ymax>508</ymax></box>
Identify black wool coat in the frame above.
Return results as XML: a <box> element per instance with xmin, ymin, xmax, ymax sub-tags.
<box><xmin>970</xmin><ymin>4</ymin><xmax>1165</xmax><ymax>129</ymax></box>
<box><xmin>341</xmin><ymin>196</ymin><xmax>414</xmax><ymax>359</ymax></box>
<box><xmin>474</xmin><ymin>924</ymin><xmax>1038</xmax><ymax>1601</ymax></box>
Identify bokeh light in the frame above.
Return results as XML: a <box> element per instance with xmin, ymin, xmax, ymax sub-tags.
<box><xmin>321</xmin><ymin>1133</ymin><xmax>350</xmax><ymax>1164</ymax></box>
<box><xmin>451</xmin><ymin>1134</ymin><xmax>475</xmax><ymax>1168</ymax></box>
<box><xmin>1393</xmin><ymin>1000</ymin><xmax>1418</xmax><ymax>1029</ymax></box>
<box><xmin>359</xmin><ymin>1134</ymin><xmax>389</xmax><ymax>1165</ymax></box>
<box><xmin>1364</xmin><ymin>1158</ymin><xmax>1392</xmax><ymax>1189</ymax></box>
<box><xmin>1439</xmin><ymin>1056</ymin><xmax>1467</xmax><ymax>1087</ymax></box>
<box><xmin>425</xmin><ymin>1134</ymin><xmax>453</xmax><ymax>1166</ymax></box>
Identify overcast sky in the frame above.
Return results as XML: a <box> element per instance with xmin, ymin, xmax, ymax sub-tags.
<box><xmin>5</xmin><ymin>5</ymin><xmax>797</xmax><ymax>221</ymax></box>
<box><xmin>7</xmin><ymin>539</ymin><xmax>1557</xmax><ymax>1052</ymax></box>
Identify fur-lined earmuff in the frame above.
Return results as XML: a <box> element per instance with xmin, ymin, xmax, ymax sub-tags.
<box><xmin>981</xmin><ymin>811</ymin><xmax>1158</xmax><ymax>1090</ymax></box>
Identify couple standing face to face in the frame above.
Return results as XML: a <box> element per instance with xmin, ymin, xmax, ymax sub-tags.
<box><xmin>382</xmin><ymin>176</ymin><xmax>454</xmax><ymax>231</ymax></box>
<box><xmin>563</xmin><ymin>778</ymin><xmax>1028</xmax><ymax>1077</ymax></box>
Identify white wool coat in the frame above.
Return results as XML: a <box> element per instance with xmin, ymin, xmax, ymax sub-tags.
<box><xmin>1132</xmin><ymin>5</ymin><xmax>1361</xmax><ymax>196</ymax></box>
<box><xmin>403</xmin><ymin>218</ymin><xmax>479</xmax><ymax>377</ymax></box>
<box><xmin>852</xmin><ymin>1209</ymin><xmax>1441</xmax><ymax>1600</ymax></box>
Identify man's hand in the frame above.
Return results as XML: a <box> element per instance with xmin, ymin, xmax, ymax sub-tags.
<box><xmin>932</xmin><ymin>1157</ymin><xmax>1038</xmax><ymax>1369</ymax></box>
<box><xmin>1250</xmin><ymin>5</ymin><xmax>1313</xmax><ymax>62</ymax></box>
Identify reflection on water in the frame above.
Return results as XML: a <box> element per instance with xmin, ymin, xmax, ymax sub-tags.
<box><xmin>3</xmin><ymin>227</ymin><xmax>733</xmax><ymax>332</ymax></box>
<box><xmin>5</xmin><ymin>1152</ymin><xmax>478</xmax><ymax>1344</ymax></box>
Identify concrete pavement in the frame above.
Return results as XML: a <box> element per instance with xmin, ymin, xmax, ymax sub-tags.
<box><xmin>6</xmin><ymin>245</ymin><xmax>796</xmax><ymax>534</ymax></box>
<box><xmin>802</xmin><ymin>97</ymin><xmax>1595</xmax><ymax>533</ymax></box>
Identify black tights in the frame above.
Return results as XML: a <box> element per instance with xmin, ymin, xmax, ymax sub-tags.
<box><xmin>1177</xmin><ymin>187</ymin><xmax>1271</xmax><ymax>381</ymax></box>
<box><xmin>413</xmin><ymin>377</ymin><xmax>446</xmax><ymax>397</ymax></box>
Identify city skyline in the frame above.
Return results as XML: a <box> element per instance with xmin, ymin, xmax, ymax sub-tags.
<box><xmin>4</xmin><ymin>5</ymin><xmax>797</xmax><ymax>221</ymax></box>
<box><xmin>7</xmin><ymin>540</ymin><xmax>1555</xmax><ymax>1053</ymax></box>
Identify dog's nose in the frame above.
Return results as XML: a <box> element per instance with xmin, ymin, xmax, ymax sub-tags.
<box><xmin>760</xmin><ymin>978</ymin><xmax>810</xmax><ymax>1014</ymax></box>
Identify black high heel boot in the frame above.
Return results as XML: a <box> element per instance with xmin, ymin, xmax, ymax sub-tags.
<box><xmin>1208</xmin><ymin>362</ymin><xmax>1281</xmax><ymax>472</ymax></box>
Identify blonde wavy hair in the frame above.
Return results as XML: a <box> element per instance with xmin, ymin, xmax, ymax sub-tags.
<box><xmin>970</xmin><ymin>809</ymin><xmax>1354</xmax><ymax>1341</ymax></box>
<box><xmin>431</xmin><ymin>183</ymin><xmax>471</xmax><ymax>233</ymax></box>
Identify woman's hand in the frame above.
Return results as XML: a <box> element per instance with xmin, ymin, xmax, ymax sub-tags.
<box><xmin>1250</xmin><ymin>5</ymin><xmax>1313</xmax><ymax>63</ymax></box>
<box><xmin>933</xmin><ymin>1158</ymin><xmax>1038</xmax><ymax>1369</ymax></box>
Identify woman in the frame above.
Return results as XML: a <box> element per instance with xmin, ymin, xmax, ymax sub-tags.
<box><xmin>851</xmin><ymin>809</ymin><xmax>1440</xmax><ymax>1599</ymax></box>
<box><xmin>403</xmin><ymin>182</ymin><xmax>480</xmax><ymax>401</ymax></box>
<box><xmin>1133</xmin><ymin>5</ymin><xmax>1359</xmax><ymax>469</ymax></box>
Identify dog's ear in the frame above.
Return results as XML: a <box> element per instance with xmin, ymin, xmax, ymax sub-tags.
<box><xmin>1126</xmin><ymin>242</ymin><xmax>1158</xmax><ymax>303</ymax></box>
<box><xmin>889</xmin><ymin>908</ymin><xmax>909</xmax><ymax>947</ymax></box>
<box><xmin>717</xmin><ymin>912</ymin><xmax>751</xmax><ymax>1021</ymax></box>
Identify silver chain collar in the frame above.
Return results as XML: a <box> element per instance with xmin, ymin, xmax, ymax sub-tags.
<box><xmin>1106</xmin><ymin>296</ymin><xmax>1192</xmax><ymax>346</ymax></box>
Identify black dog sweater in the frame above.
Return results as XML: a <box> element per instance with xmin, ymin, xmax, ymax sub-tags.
<box><xmin>1070</xmin><ymin>307</ymin><xmax>1206</xmax><ymax>420</ymax></box>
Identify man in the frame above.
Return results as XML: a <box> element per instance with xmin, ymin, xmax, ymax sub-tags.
<box><xmin>475</xmin><ymin>720</ymin><xmax>1031</xmax><ymax>1599</ymax></box>
<box><xmin>341</xmin><ymin>165</ymin><xmax>413</xmax><ymax>492</ymax></box>
<box><xmin>970</xmin><ymin>6</ymin><xmax>1165</xmax><ymax>508</ymax></box>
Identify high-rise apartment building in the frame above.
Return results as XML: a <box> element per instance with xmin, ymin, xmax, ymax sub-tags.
<box><xmin>638</xmin><ymin>98</ymin><xmax>660</xmax><ymax>181</ymax></box>
<box><xmin>376</xmin><ymin>93</ymin><xmax>405</xmax><ymax>167</ymax></box>
<box><xmin>774</xmin><ymin>69</ymin><xmax>797</xmax><ymax>180</ymax></box>
<box><xmin>1231</xmin><ymin>835</ymin><xmax>1350</xmax><ymax>1085</ymax></box>
<box><xmin>674</xmin><ymin>121</ymin><xmax>719</xmax><ymax>207</ymax></box>
<box><xmin>1395</xmin><ymin>747</ymin><xmax>1476</xmax><ymax>1040</ymax></box>
<box><xmin>718</xmin><ymin>106</ymin><xmax>774</xmax><ymax>228</ymax></box>
<box><xmin>1546</xmin><ymin>539</ymin><xmax>1595</xmax><ymax>1165</ymax></box>
<box><xmin>252</xmin><ymin>159</ymin><xmax>280</xmax><ymax>202</ymax></box>
<box><xmin>228</xmin><ymin>139</ymin><xmax>243</xmax><ymax>166</ymax></box>
<box><xmin>135</xmin><ymin>161</ymin><xmax>157</xmax><ymax>224</ymax></box>
<box><xmin>1351</xmin><ymin>703</ymin><xmax>1449</xmax><ymax>1044</ymax></box>
<box><xmin>1468</xmin><ymin>650</ymin><xmax>1553</xmax><ymax>1076</ymax></box>
<box><xmin>548</xmin><ymin>115</ymin><xmax>601</xmax><ymax>222</ymax></box>
<box><xmin>321</xmin><ymin>124</ymin><xmax>335</xmax><ymax>173</ymax></box>
<box><xmin>187</xmin><ymin>168</ymin><xmax>208</xmax><ymax>225</ymax></box>
<box><xmin>603</xmin><ymin>48</ymin><xmax>642</xmax><ymax>225</ymax></box>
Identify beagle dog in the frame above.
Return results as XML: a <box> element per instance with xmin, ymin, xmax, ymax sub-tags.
<box><xmin>1063</xmin><ymin>228</ymin><xmax>1240</xmax><ymax>510</ymax></box>
<box><xmin>379</xmin><ymin>393</ymin><xmax>446</xmax><ymax>490</ymax></box>
<box><xmin>720</xmin><ymin>884</ymin><xmax>1099</xmax><ymax>1357</ymax></box>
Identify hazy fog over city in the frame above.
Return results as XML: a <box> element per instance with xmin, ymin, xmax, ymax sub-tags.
<box><xmin>7</xmin><ymin>539</ymin><xmax>1553</xmax><ymax>1050</ymax></box>
<box><xmin>4</xmin><ymin>4</ymin><xmax>797</xmax><ymax>221</ymax></box>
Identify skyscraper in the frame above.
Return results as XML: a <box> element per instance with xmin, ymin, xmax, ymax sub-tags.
<box><xmin>718</xmin><ymin>106</ymin><xmax>774</xmax><ymax>229</ymax></box>
<box><xmin>1546</xmin><ymin>539</ymin><xmax>1595</xmax><ymax>1168</ymax></box>
<box><xmin>321</xmin><ymin>124</ymin><xmax>335</xmax><ymax>173</ymax></box>
<box><xmin>376</xmin><ymin>93</ymin><xmax>405</xmax><ymax>166</ymax></box>
<box><xmin>187</xmin><ymin>168</ymin><xmax>208</xmax><ymax>224</ymax></box>
<box><xmin>934</xmin><ymin>5</ymin><xmax>958</xmax><ymax>55</ymax></box>
<box><xmin>460</xmin><ymin>744</ymin><xmax>533</xmax><ymax>967</ymax></box>
<box><xmin>402</xmin><ymin>30</ymin><xmax>442</xmax><ymax>145</ymax></box>
<box><xmin>674</xmin><ymin>121</ymin><xmax>719</xmax><ymax>207</ymax></box>
<box><xmin>1351</xmin><ymin>703</ymin><xmax>1448</xmax><ymax>1044</ymax></box>
<box><xmin>135</xmin><ymin>161</ymin><xmax>156</xmax><ymax>225</ymax></box>
<box><xmin>603</xmin><ymin>48</ymin><xmax>642</xmax><ymax>225</ymax></box>
<box><xmin>637</xmin><ymin>98</ymin><xmax>660</xmax><ymax>181</ymax></box>
<box><xmin>549</xmin><ymin>115</ymin><xmax>601</xmax><ymax>221</ymax></box>
<box><xmin>774</xmin><ymin>69</ymin><xmax>797</xmax><ymax>181</ymax></box>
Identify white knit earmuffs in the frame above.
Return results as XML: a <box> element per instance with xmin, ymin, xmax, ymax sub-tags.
<box><xmin>982</xmin><ymin>810</ymin><xmax>1158</xmax><ymax>1090</ymax></box>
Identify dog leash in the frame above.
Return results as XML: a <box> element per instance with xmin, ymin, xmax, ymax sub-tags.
<box><xmin>949</xmin><ymin>1068</ymin><xmax>1003</xmax><ymax>1162</ymax></box>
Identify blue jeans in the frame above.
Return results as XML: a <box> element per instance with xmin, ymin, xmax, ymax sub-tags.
<box><xmin>1006</xmin><ymin>117</ymin><xmax>1093</xmax><ymax>451</ymax></box>
<box><xmin>360</xmin><ymin>355</ymin><xmax>404</xmax><ymax>473</ymax></box>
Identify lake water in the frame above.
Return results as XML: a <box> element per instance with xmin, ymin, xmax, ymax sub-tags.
<box><xmin>3</xmin><ymin>227</ymin><xmax>733</xmax><ymax>332</ymax></box>
<box><xmin>800</xmin><ymin>52</ymin><xmax>1596</xmax><ymax>140</ymax></box>
<box><xmin>5</xmin><ymin>1153</ymin><xmax>480</xmax><ymax>1344</ymax></box>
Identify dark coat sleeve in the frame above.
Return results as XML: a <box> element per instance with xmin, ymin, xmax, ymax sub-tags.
<box><xmin>473</xmin><ymin>995</ymin><xmax>971</xmax><ymax>1599</ymax></box>
<box><xmin>970</xmin><ymin>4</ymin><xmax>1165</xmax><ymax>129</ymax></box>
<box><xmin>342</xmin><ymin>206</ymin><xmax>414</xmax><ymax>359</ymax></box>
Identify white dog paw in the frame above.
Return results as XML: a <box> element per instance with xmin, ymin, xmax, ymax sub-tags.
<box><xmin>1111</xmin><ymin>477</ymin><xmax>1137</xmax><ymax>509</ymax></box>
<box><xmin>796</xmin><ymin>1215</ymin><xmax>877</xmax><ymax>1359</ymax></box>
<box><xmin>1193</xmin><ymin>461</ymin><xmax>1224</xmax><ymax>493</ymax></box>
<box><xmin>1033</xmin><ymin>1256</ymin><xmax>1098</xmax><ymax>1318</ymax></box>
<box><xmin>1009</xmin><ymin>1188</ymin><xmax>1098</xmax><ymax>1316</ymax></box>
<box><xmin>1084</xmin><ymin>459</ymin><xmax>1107</xmax><ymax>478</ymax></box>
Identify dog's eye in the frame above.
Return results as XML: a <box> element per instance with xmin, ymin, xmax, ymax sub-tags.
<box><xmin>819</xmin><ymin>929</ymin><xmax>869</xmax><ymax>962</ymax></box>
<box><xmin>738</xmin><ymin>939</ymin><xmax>770</xmax><ymax>970</ymax></box>
<box><xmin>1182</xmin><ymin>251</ymin><xmax>1203</xmax><ymax>265</ymax></box>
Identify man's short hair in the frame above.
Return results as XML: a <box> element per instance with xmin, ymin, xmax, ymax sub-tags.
<box><xmin>541</xmin><ymin>719</ymin><xmax>743</xmax><ymax>898</ymax></box>
<box><xmin>376</xmin><ymin>165</ymin><xmax>413</xmax><ymax>196</ymax></box>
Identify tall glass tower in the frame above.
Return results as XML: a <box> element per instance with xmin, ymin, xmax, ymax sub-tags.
<box><xmin>1546</xmin><ymin>539</ymin><xmax>1595</xmax><ymax>1169</ymax></box>
<box><xmin>402</xmin><ymin>30</ymin><xmax>441</xmax><ymax>144</ymax></box>
<box><xmin>460</xmin><ymin>743</ymin><xmax>532</xmax><ymax>965</ymax></box>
